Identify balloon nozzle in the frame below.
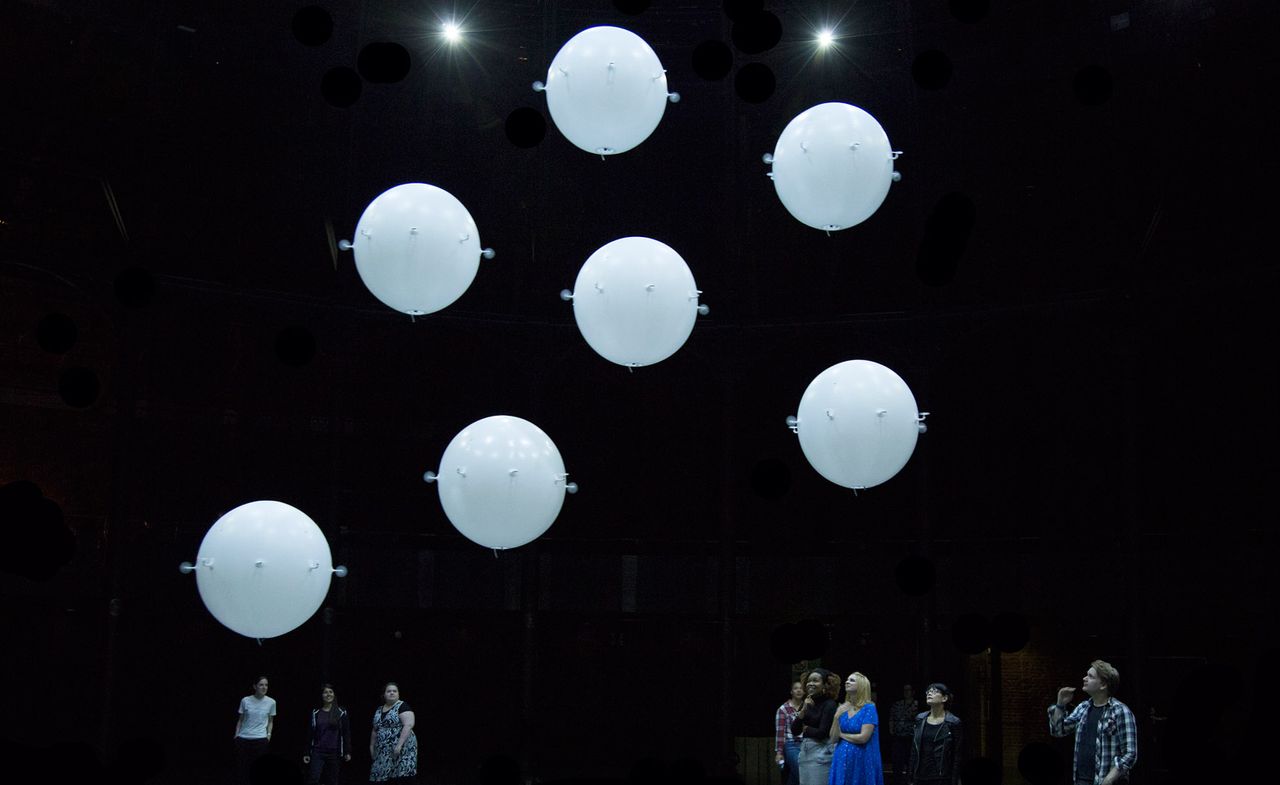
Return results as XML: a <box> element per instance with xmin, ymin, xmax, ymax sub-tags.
<box><xmin>532</xmin><ymin>80</ymin><xmax>546</xmax><ymax>92</ymax></box>
<box><xmin>785</xmin><ymin>415</ymin><xmax>799</xmax><ymax>433</ymax></box>
<box><xmin>333</xmin><ymin>565</ymin><xmax>348</xmax><ymax>578</ymax></box>
<box><xmin>179</xmin><ymin>561</ymin><xmax>195</xmax><ymax>574</ymax></box>
<box><xmin>337</xmin><ymin>239</ymin><xmax>353</xmax><ymax>251</ymax></box>
<box><xmin>482</xmin><ymin>247</ymin><xmax>495</xmax><ymax>260</ymax></box>
<box><xmin>423</xmin><ymin>470</ymin><xmax>438</xmax><ymax>483</ymax></box>
<box><xmin>560</xmin><ymin>289</ymin><xmax>574</xmax><ymax>302</ymax></box>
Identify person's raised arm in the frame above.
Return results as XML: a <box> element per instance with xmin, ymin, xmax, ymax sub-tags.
<box><xmin>1048</xmin><ymin>687</ymin><xmax>1084</xmax><ymax>736</ymax></box>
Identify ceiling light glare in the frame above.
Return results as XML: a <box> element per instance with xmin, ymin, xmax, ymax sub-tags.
<box><xmin>817</xmin><ymin>29</ymin><xmax>835</xmax><ymax>48</ymax></box>
<box><xmin>442</xmin><ymin>22</ymin><xmax>462</xmax><ymax>43</ymax></box>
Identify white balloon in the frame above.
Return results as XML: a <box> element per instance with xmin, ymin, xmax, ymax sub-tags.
<box><xmin>351</xmin><ymin>183</ymin><xmax>486</xmax><ymax>315</ymax></box>
<box><xmin>542</xmin><ymin>26</ymin><xmax>672</xmax><ymax>155</ymax></box>
<box><xmin>794</xmin><ymin>360</ymin><xmax>923</xmax><ymax>489</ymax></box>
<box><xmin>194</xmin><ymin>500</ymin><xmax>333</xmax><ymax>638</ymax></box>
<box><xmin>569</xmin><ymin>237</ymin><xmax>704</xmax><ymax>367</ymax></box>
<box><xmin>769</xmin><ymin>102</ymin><xmax>897</xmax><ymax>231</ymax></box>
<box><xmin>434</xmin><ymin>416</ymin><xmax>571</xmax><ymax>549</ymax></box>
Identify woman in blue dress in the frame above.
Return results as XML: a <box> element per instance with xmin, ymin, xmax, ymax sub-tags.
<box><xmin>829</xmin><ymin>672</ymin><xmax>883</xmax><ymax>785</ymax></box>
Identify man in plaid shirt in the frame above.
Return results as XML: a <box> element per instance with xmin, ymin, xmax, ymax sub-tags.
<box><xmin>1048</xmin><ymin>660</ymin><xmax>1138</xmax><ymax>785</ymax></box>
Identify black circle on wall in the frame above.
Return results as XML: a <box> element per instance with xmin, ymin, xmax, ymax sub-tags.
<box><xmin>950</xmin><ymin>613</ymin><xmax>990</xmax><ymax>654</ymax></box>
<box><xmin>36</xmin><ymin>313</ymin><xmax>77</xmax><ymax>354</ymax></box>
<box><xmin>321</xmin><ymin>67</ymin><xmax>362</xmax><ymax>107</ymax></box>
<box><xmin>358</xmin><ymin>42</ymin><xmax>411</xmax><ymax>83</ymax></box>
<box><xmin>723</xmin><ymin>0</ymin><xmax>764</xmax><ymax>21</ymax></box>
<box><xmin>1018</xmin><ymin>742</ymin><xmax>1064</xmax><ymax>785</ymax></box>
<box><xmin>990</xmin><ymin>611</ymin><xmax>1030</xmax><ymax>652</ymax></box>
<box><xmin>505</xmin><ymin>107</ymin><xmax>547</xmax><ymax>148</ymax></box>
<box><xmin>59</xmin><ymin>367</ymin><xmax>100</xmax><ymax>408</ymax></box>
<box><xmin>912</xmin><ymin>49</ymin><xmax>953</xmax><ymax>90</ymax></box>
<box><xmin>735</xmin><ymin>62</ymin><xmax>775</xmax><ymax>103</ymax></box>
<box><xmin>957</xmin><ymin>757</ymin><xmax>1000</xmax><ymax>785</ymax></box>
<box><xmin>793</xmin><ymin>618</ymin><xmax>830</xmax><ymax>661</ymax></box>
<box><xmin>292</xmin><ymin>6</ymin><xmax>334</xmax><ymax>47</ymax></box>
<box><xmin>731</xmin><ymin>11</ymin><xmax>783</xmax><ymax>55</ymax></box>
<box><xmin>692</xmin><ymin>40</ymin><xmax>733</xmax><ymax>81</ymax></box>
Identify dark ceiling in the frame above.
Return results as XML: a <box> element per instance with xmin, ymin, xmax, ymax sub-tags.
<box><xmin>1</xmin><ymin>0</ymin><xmax>1277</xmax><ymax>780</ymax></box>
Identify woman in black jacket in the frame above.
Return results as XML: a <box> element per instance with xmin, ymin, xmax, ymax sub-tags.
<box><xmin>303</xmin><ymin>684</ymin><xmax>352</xmax><ymax>785</ymax></box>
<box><xmin>908</xmin><ymin>683</ymin><xmax>962</xmax><ymax>785</ymax></box>
<box><xmin>790</xmin><ymin>669</ymin><xmax>841</xmax><ymax>785</ymax></box>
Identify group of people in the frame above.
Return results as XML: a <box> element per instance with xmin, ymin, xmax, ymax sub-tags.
<box><xmin>773</xmin><ymin>659</ymin><xmax>1138</xmax><ymax>785</ymax></box>
<box><xmin>232</xmin><ymin>676</ymin><xmax>420</xmax><ymax>785</ymax></box>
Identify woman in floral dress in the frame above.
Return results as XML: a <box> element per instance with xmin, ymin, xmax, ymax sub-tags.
<box><xmin>369</xmin><ymin>683</ymin><xmax>417</xmax><ymax>783</ymax></box>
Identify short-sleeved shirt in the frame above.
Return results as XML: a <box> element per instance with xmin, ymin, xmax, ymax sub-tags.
<box><xmin>237</xmin><ymin>695</ymin><xmax>277</xmax><ymax>739</ymax></box>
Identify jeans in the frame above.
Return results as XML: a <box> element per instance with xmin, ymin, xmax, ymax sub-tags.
<box><xmin>783</xmin><ymin>740</ymin><xmax>801</xmax><ymax>785</ymax></box>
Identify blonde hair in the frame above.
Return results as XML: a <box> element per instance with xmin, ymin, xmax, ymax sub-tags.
<box><xmin>1091</xmin><ymin>660</ymin><xmax>1120</xmax><ymax>693</ymax></box>
<box><xmin>847</xmin><ymin>672</ymin><xmax>872</xmax><ymax>708</ymax></box>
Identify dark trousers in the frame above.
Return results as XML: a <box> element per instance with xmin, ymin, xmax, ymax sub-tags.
<box><xmin>889</xmin><ymin>735</ymin><xmax>912</xmax><ymax>783</ymax></box>
<box><xmin>306</xmin><ymin>751</ymin><xmax>341</xmax><ymax>785</ymax></box>
<box><xmin>234</xmin><ymin>737</ymin><xmax>269</xmax><ymax>785</ymax></box>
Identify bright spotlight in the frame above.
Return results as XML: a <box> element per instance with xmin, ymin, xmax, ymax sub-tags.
<box><xmin>817</xmin><ymin>29</ymin><xmax>835</xmax><ymax>48</ymax></box>
<box><xmin>442</xmin><ymin>22</ymin><xmax>462</xmax><ymax>43</ymax></box>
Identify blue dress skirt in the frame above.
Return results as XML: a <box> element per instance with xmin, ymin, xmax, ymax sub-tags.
<box><xmin>830</xmin><ymin>704</ymin><xmax>883</xmax><ymax>785</ymax></box>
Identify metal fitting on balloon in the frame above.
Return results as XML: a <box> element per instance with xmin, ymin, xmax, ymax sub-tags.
<box><xmin>916</xmin><ymin>411</ymin><xmax>930</xmax><ymax>434</ymax></box>
<box><xmin>556</xmin><ymin>473</ymin><xmax>579</xmax><ymax>494</ymax></box>
<box><xmin>786</xmin><ymin>415</ymin><xmax>799</xmax><ymax>433</ymax></box>
<box><xmin>560</xmin><ymin>289</ymin><xmax>574</xmax><ymax>301</ymax></box>
<box><xmin>532</xmin><ymin>80</ymin><xmax>546</xmax><ymax>92</ymax></box>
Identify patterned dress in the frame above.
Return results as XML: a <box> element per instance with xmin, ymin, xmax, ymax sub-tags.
<box><xmin>369</xmin><ymin>700</ymin><xmax>418</xmax><ymax>781</ymax></box>
<box><xmin>830</xmin><ymin>703</ymin><xmax>883</xmax><ymax>785</ymax></box>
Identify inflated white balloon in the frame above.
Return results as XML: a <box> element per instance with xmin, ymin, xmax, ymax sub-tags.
<box><xmin>793</xmin><ymin>360</ymin><xmax>924</xmax><ymax>489</ymax></box>
<box><xmin>567</xmin><ymin>237</ymin><xmax>705</xmax><ymax>367</ymax></box>
<box><xmin>431</xmin><ymin>416</ymin><xmax>572</xmax><ymax>550</ymax></box>
<box><xmin>540</xmin><ymin>26</ymin><xmax>674</xmax><ymax>155</ymax></box>
<box><xmin>769</xmin><ymin>102</ymin><xmax>897</xmax><ymax>231</ymax></box>
<box><xmin>193</xmin><ymin>501</ymin><xmax>333</xmax><ymax>638</ymax></box>
<box><xmin>350</xmin><ymin>183</ymin><xmax>489</xmax><ymax>316</ymax></box>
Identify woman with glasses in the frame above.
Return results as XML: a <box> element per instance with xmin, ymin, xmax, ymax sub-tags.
<box><xmin>908</xmin><ymin>683</ymin><xmax>962</xmax><ymax>785</ymax></box>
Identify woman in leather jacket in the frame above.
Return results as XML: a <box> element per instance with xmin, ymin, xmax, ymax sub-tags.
<box><xmin>908</xmin><ymin>683</ymin><xmax>962</xmax><ymax>785</ymax></box>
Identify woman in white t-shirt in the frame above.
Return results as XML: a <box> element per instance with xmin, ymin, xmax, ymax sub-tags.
<box><xmin>234</xmin><ymin>676</ymin><xmax>277</xmax><ymax>783</ymax></box>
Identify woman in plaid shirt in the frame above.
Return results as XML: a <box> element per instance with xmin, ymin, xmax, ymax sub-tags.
<box><xmin>775</xmin><ymin>681</ymin><xmax>805</xmax><ymax>785</ymax></box>
<box><xmin>1047</xmin><ymin>660</ymin><xmax>1138</xmax><ymax>785</ymax></box>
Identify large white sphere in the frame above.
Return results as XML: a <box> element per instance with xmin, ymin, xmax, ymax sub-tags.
<box><xmin>352</xmin><ymin>183</ymin><xmax>484</xmax><ymax>316</ymax></box>
<box><xmin>194</xmin><ymin>500</ymin><xmax>333</xmax><ymax>638</ymax></box>
<box><xmin>436</xmin><ymin>416</ymin><xmax>570</xmax><ymax>549</ymax></box>
<box><xmin>770</xmin><ymin>103</ymin><xmax>896</xmax><ymax>231</ymax></box>
<box><xmin>543</xmin><ymin>26</ymin><xmax>671</xmax><ymax>155</ymax></box>
<box><xmin>795</xmin><ymin>360</ymin><xmax>922</xmax><ymax>489</ymax></box>
<box><xmin>571</xmin><ymin>237</ymin><xmax>703</xmax><ymax>367</ymax></box>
